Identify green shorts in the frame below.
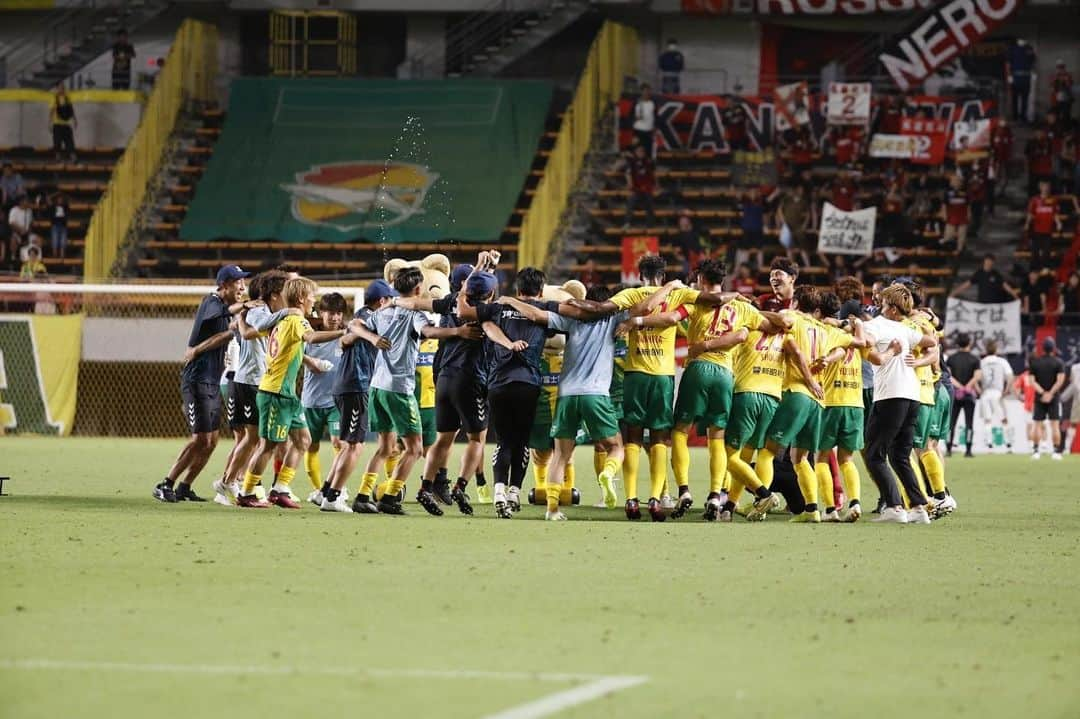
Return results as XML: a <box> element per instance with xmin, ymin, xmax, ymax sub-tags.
<box><xmin>725</xmin><ymin>391</ymin><xmax>779</xmax><ymax>450</ymax></box>
<box><xmin>552</xmin><ymin>394</ymin><xmax>621</xmax><ymax>441</ymax></box>
<box><xmin>928</xmin><ymin>384</ymin><xmax>952</xmax><ymax>441</ymax></box>
<box><xmin>674</xmin><ymin>361</ymin><xmax>734</xmax><ymax>430</ymax></box>
<box><xmin>256</xmin><ymin>391</ymin><xmax>306</xmax><ymax>442</ymax></box>
<box><xmin>862</xmin><ymin>387</ymin><xmax>874</xmax><ymax>412</ymax></box>
<box><xmin>304</xmin><ymin>405</ymin><xmax>340</xmax><ymax>442</ymax></box>
<box><xmin>623</xmin><ymin>372</ymin><xmax>675</xmax><ymax>431</ymax></box>
<box><xmin>369</xmin><ymin>388</ymin><xmax>422</xmax><ymax>437</ymax></box>
<box><xmin>529</xmin><ymin>420</ymin><xmax>553</xmax><ymax>450</ymax></box>
<box><xmin>819</xmin><ymin>405</ymin><xmax>865</xmax><ymax>452</ymax></box>
<box><xmin>766</xmin><ymin>391</ymin><xmax>822</xmax><ymax>452</ymax></box>
<box><xmin>420</xmin><ymin>406</ymin><xmax>436</xmax><ymax>447</ymax></box>
<box><xmin>913</xmin><ymin>402</ymin><xmax>935</xmax><ymax>449</ymax></box>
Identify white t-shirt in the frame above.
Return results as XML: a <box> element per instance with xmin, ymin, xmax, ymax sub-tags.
<box><xmin>633</xmin><ymin>99</ymin><xmax>655</xmax><ymax>132</ymax></box>
<box><xmin>865</xmin><ymin>315</ymin><xmax>923</xmax><ymax>402</ymax></box>
<box><xmin>8</xmin><ymin>205</ymin><xmax>32</xmax><ymax>236</ymax></box>
<box><xmin>979</xmin><ymin>355</ymin><xmax>1012</xmax><ymax>394</ymax></box>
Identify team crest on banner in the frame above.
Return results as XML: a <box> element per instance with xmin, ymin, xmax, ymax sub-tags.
<box><xmin>281</xmin><ymin>161</ymin><xmax>438</xmax><ymax>232</ymax></box>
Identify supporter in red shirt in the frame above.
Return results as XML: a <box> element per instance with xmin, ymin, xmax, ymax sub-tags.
<box><xmin>830</xmin><ymin>170</ymin><xmax>857</xmax><ymax>211</ymax></box>
<box><xmin>1026</xmin><ymin>127</ymin><xmax>1054</xmax><ymax>195</ymax></box>
<box><xmin>878</xmin><ymin>181</ymin><xmax>908</xmax><ymax>247</ymax></box>
<box><xmin>731</xmin><ymin>262</ymin><xmax>757</xmax><ymax>296</ymax></box>
<box><xmin>723</xmin><ymin>101</ymin><xmax>748</xmax><ymax>151</ymax></box>
<box><xmin>878</xmin><ymin>95</ymin><xmax>902</xmax><ymax>134</ymax></box>
<box><xmin>624</xmin><ymin>144</ymin><xmax>656</xmax><ymax>227</ymax></box>
<box><xmin>992</xmin><ymin>119</ymin><xmax>1014</xmax><ymax>167</ymax></box>
<box><xmin>787</xmin><ymin>127</ymin><xmax>816</xmax><ymax>175</ymax></box>
<box><xmin>1050</xmin><ymin>60</ymin><xmax>1073</xmax><ymax>120</ymax></box>
<box><xmin>967</xmin><ymin>163</ymin><xmax>989</xmax><ymax>237</ymax></box>
<box><xmin>833</xmin><ymin>127</ymin><xmax>862</xmax><ymax>167</ymax></box>
<box><xmin>1025</xmin><ymin>180</ymin><xmax>1061</xmax><ymax>270</ymax></box>
<box><xmin>756</xmin><ymin>256</ymin><xmax>797</xmax><ymax>311</ymax></box>
<box><xmin>940</xmin><ymin>173</ymin><xmax>970</xmax><ymax>253</ymax></box>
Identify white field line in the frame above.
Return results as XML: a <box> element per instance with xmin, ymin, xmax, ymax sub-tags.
<box><xmin>0</xmin><ymin>659</ymin><xmax>647</xmax><ymax>719</ymax></box>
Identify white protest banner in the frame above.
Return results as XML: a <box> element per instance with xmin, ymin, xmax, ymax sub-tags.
<box><xmin>944</xmin><ymin>298</ymin><xmax>1022</xmax><ymax>354</ymax></box>
<box><xmin>827</xmin><ymin>82</ymin><xmax>871</xmax><ymax>125</ymax></box>
<box><xmin>869</xmin><ymin>133</ymin><xmax>915</xmax><ymax>158</ymax></box>
<box><xmin>818</xmin><ymin>202</ymin><xmax>876</xmax><ymax>256</ymax></box>
<box><xmin>950</xmin><ymin>118</ymin><xmax>994</xmax><ymax>150</ymax></box>
<box><xmin>774</xmin><ymin>81</ymin><xmax>810</xmax><ymax>131</ymax></box>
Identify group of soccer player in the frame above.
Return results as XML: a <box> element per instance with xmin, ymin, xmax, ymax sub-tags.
<box><xmin>153</xmin><ymin>251</ymin><xmax>958</xmax><ymax>524</ymax></box>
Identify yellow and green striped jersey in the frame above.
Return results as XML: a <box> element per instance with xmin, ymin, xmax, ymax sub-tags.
<box><xmin>904</xmin><ymin>315</ymin><xmax>936</xmax><ymax>405</ymax></box>
<box><xmin>259</xmin><ymin>315</ymin><xmax>311</xmax><ymax>398</ymax></box>
<box><xmin>733</xmin><ymin>329</ymin><xmax>785</xmax><ymax>399</ymax></box>
<box><xmin>682</xmin><ymin>301</ymin><xmax>762</xmax><ymax>372</ymax></box>
<box><xmin>822</xmin><ymin>333</ymin><xmax>865</xmax><ymax>409</ymax></box>
<box><xmin>782</xmin><ymin>311</ymin><xmax>851</xmax><ymax>406</ymax></box>
<box><xmin>536</xmin><ymin>348</ymin><xmax>562</xmax><ymax>424</ymax></box>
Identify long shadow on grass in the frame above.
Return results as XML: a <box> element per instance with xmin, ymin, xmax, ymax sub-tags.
<box><xmin>0</xmin><ymin>495</ymin><xmax>209</xmax><ymax>512</ymax></box>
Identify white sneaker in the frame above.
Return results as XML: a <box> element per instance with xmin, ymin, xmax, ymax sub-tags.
<box><xmin>254</xmin><ymin>484</ymin><xmax>267</xmax><ymax>501</ymax></box>
<box><xmin>871</xmin><ymin>506</ymin><xmax>909</xmax><ymax>523</ymax></box>
<box><xmin>211</xmin><ymin>479</ymin><xmax>235</xmax><ymax>506</ymax></box>
<box><xmin>839</xmin><ymin>504</ymin><xmax>862</xmax><ymax>523</ymax></box>
<box><xmin>907</xmin><ymin>507</ymin><xmax>932</xmax><ymax>524</ymax></box>
<box><xmin>320</xmin><ymin>495</ymin><xmax>353</xmax><ymax>513</ymax></box>
<box><xmin>931</xmin><ymin>495</ymin><xmax>958</xmax><ymax>519</ymax></box>
<box><xmin>1052</xmin><ymin>452</ymin><xmax>1063</xmax><ymax>461</ymax></box>
<box><xmin>1032</xmin><ymin>452</ymin><xmax>1041</xmax><ymax>461</ymax></box>
<box><xmin>822</xmin><ymin>509</ymin><xmax>842</xmax><ymax>523</ymax></box>
<box><xmin>307</xmin><ymin>489</ymin><xmax>324</xmax><ymax>507</ymax></box>
<box><xmin>212</xmin><ymin>492</ymin><xmax>233</xmax><ymax>507</ymax></box>
<box><xmin>660</xmin><ymin>494</ymin><xmax>677</xmax><ymax>510</ymax></box>
<box><xmin>545</xmin><ymin>510</ymin><xmax>567</xmax><ymax>521</ymax></box>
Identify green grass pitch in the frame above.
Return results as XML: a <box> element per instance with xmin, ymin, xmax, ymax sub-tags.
<box><xmin>1</xmin><ymin>436</ymin><xmax>1079</xmax><ymax>719</ymax></box>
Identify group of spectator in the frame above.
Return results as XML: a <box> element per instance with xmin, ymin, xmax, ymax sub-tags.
<box><xmin>0</xmin><ymin>164</ymin><xmax>70</xmax><ymax>278</ymax></box>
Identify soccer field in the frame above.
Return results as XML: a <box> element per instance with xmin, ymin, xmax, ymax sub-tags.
<box><xmin>1</xmin><ymin>437</ymin><xmax>1079</xmax><ymax>719</ymax></box>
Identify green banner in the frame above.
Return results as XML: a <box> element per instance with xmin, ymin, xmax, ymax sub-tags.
<box><xmin>181</xmin><ymin>78</ymin><xmax>552</xmax><ymax>244</ymax></box>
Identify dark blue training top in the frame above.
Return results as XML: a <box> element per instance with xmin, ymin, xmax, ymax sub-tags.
<box><xmin>475</xmin><ymin>299</ymin><xmax>559</xmax><ymax>390</ymax></box>
<box><xmin>333</xmin><ymin>307</ymin><xmax>377</xmax><ymax>396</ymax></box>
<box><xmin>181</xmin><ymin>293</ymin><xmax>231</xmax><ymax>387</ymax></box>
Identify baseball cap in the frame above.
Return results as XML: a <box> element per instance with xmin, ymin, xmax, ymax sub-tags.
<box><xmin>216</xmin><ymin>264</ymin><xmax>250</xmax><ymax>285</ymax></box>
<box><xmin>466</xmin><ymin>271</ymin><xmax>498</xmax><ymax>299</ymax></box>
<box><xmin>364</xmin><ymin>279</ymin><xmax>399</xmax><ymax>304</ymax></box>
<box><xmin>1042</xmin><ymin>337</ymin><xmax>1056</xmax><ymax>352</ymax></box>
<box><xmin>451</xmin><ymin>264</ymin><xmax>474</xmax><ymax>292</ymax></box>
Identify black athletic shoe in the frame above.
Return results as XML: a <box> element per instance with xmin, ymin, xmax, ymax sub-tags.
<box><xmin>416</xmin><ymin>489</ymin><xmax>444</xmax><ymax>516</ymax></box>
<box><xmin>670</xmin><ymin>492</ymin><xmax>693</xmax><ymax>519</ymax></box>
<box><xmin>377</xmin><ymin>496</ymin><xmax>406</xmax><ymax>516</ymax></box>
<box><xmin>494</xmin><ymin>500</ymin><xmax>513</xmax><ymax>519</ymax></box>
<box><xmin>647</xmin><ymin>498</ymin><xmax>666</xmax><ymax>522</ymax></box>
<box><xmin>174</xmin><ymin>484</ymin><xmax>207</xmax><ymax>502</ymax></box>
<box><xmin>432</xmin><ymin>479</ymin><xmax>453</xmax><ymax>505</ymax></box>
<box><xmin>153</xmin><ymin>481</ymin><xmax>177</xmax><ymax>503</ymax></box>
<box><xmin>624</xmin><ymin>498</ymin><xmax>641</xmax><ymax>521</ymax></box>
<box><xmin>352</xmin><ymin>496</ymin><xmax>380</xmax><ymax>514</ymax></box>
<box><xmin>702</xmin><ymin>497</ymin><xmax>721</xmax><ymax>522</ymax></box>
<box><xmin>451</xmin><ymin>487</ymin><xmax>473</xmax><ymax>515</ymax></box>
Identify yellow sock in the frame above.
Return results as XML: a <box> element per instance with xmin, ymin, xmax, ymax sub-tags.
<box><xmin>911</xmin><ymin>451</ymin><xmax>929</xmax><ymax>498</ymax></box>
<box><xmin>242</xmin><ymin>470</ymin><xmax>261</xmax><ymax>496</ymax></box>
<box><xmin>840</xmin><ymin>460</ymin><xmax>860</xmax><ymax>505</ymax></box>
<box><xmin>755</xmin><ymin>447</ymin><xmax>776</xmax><ymax>490</ymax></box>
<box><xmin>385</xmin><ymin>478</ymin><xmax>404</xmax><ymax>498</ymax></box>
<box><xmin>601</xmin><ymin>458</ymin><xmax>619</xmax><ymax>479</ymax></box>
<box><xmin>727</xmin><ymin>447</ymin><xmax>762</xmax><ymax>493</ymax></box>
<box><xmin>546</xmin><ymin>483</ymin><xmax>562</xmax><ymax>513</ymax></box>
<box><xmin>795</xmin><ymin>459</ymin><xmax>818</xmax><ymax>507</ymax></box>
<box><xmin>722</xmin><ymin>471</ymin><xmax>732</xmax><ymax>492</ymax></box>
<box><xmin>276</xmin><ymin>465</ymin><xmax>296</xmax><ymax>488</ymax></box>
<box><xmin>304</xmin><ymin>451</ymin><xmax>322</xmax><ymax>491</ymax></box>
<box><xmin>533</xmin><ymin>461</ymin><xmax>548</xmax><ymax>489</ymax></box>
<box><xmin>565</xmin><ymin>464</ymin><xmax>576</xmax><ymax>490</ymax></box>
<box><xmin>623</xmin><ymin>443</ymin><xmax>641</xmax><ymax>499</ymax></box>
<box><xmin>593</xmin><ymin>450</ymin><xmax>607</xmax><ymax>478</ymax></box>
<box><xmin>728</xmin><ymin>476</ymin><xmax>745</xmax><ymax>505</ymax></box>
<box><xmin>921</xmin><ymin>451</ymin><xmax>946</xmax><ymax>494</ymax></box>
<box><xmin>707</xmin><ymin>438</ymin><xmax>728</xmax><ymax>494</ymax></box>
<box><xmin>816</xmin><ymin>462</ymin><xmax>834</xmax><ymax>510</ymax></box>
<box><xmin>672</xmin><ymin>430</ymin><xmax>691</xmax><ymax>488</ymax></box>
<box><xmin>648</xmin><ymin>444</ymin><xmax>669</xmax><ymax>500</ymax></box>
<box><xmin>360</xmin><ymin>471</ymin><xmax>378</xmax><ymax>497</ymax></box>
<box><xmin>384</xmin><ymin>453</ymin><xmax>400</xmax><ymax>482</ymax></box>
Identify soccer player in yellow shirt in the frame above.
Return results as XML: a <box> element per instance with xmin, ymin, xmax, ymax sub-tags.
<box><xmin>812</xmin><ymin>291</ymin><xmax>869</xmax><ymax>522</ymax></box>
<box><xmin>238</xmin><ymin>278</ymin><xmax>348</xmax><ymax>508</ymax></box>
<box><xmin>570</xmin><ymin>255</ymin><xmax>738</xmax><ymax>520</ymax></box>
<box><xmin>754</xmin><ymin>286</ymin><xmax>857</xmax><ymax>523</ymax></box>
<box><xmin>618</xmin><ymin>259</ymin><xmax>789</xmax><ymax>521</ymax></box>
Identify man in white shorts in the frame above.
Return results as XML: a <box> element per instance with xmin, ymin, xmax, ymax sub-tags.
<box><xmin>979</xmin><ymin>340</ymin><xmax>1014</xmax><ymax>452</ymax></box>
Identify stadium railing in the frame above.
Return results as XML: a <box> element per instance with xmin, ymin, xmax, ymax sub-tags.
<box><xmin>82</xmin><ymin>19</ymin><xmax>219</xmax><ymax>282</ymax></box>
<box><xmin>517</xmin><ymin>21</ymin><xmax>638</xmax><ymax>270</ymax></box>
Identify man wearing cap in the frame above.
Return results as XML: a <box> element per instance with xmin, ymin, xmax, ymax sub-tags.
<box><xmin>1029</xmin><ymin>337</ymin><xmax>1067</xmax><ymax>461</ymax></box>
<box><xmin>318</xmin><ymin>279</ymin><xmax>395</xmax><ymax>512</ymax></box>
<box><xmin>155</xmin><ymin>265</ymin><xmax>252</xmax><ymax>503</ymax></box>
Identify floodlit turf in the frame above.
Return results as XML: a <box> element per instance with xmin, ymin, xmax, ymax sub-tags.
<box><xmin>2</xmin><ymin>436</ymin><xmax>1079</xmax><ymax>719</ymax></box>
